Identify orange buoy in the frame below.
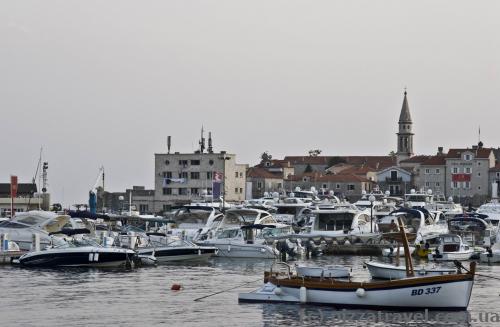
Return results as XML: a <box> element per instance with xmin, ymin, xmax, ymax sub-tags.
<box><xmin>171</xmin><ymin>284</ymin><xmax>182</xmax><ymax>291</ymax></box>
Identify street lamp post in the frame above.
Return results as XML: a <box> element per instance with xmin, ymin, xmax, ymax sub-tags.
<box><xmin>369</xmin><ymin>194</ymin><xmax>376</xmax><ymax>233</ymax></box>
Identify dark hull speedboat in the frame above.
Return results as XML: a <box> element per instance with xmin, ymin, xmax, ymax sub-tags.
<box><xmin>137</xmin><ymin>245</ymin><xmax>217</xmax><ymax>262</ymax></box>
<box><xmin>19</xmin><ymin>246</ymin><xmax>136</xmax><ymax>268</ymax></box>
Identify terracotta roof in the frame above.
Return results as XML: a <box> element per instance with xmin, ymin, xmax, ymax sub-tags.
<box><xmin>421</xmin><ymin>155</ymin><xmax>446</xmax><ymax>166</ymax></box>
<box><xmin>256</xmin><ymin>159</ymin><xmax>290</xmax><ymax>169</ymax></box>
<box><xmin>336</xmin><ymin>166</ymin><xmax>376</xmax><ymax>175</ymax></box>
<box><xmin>446</xmin><ymin>147</ymin><xmax>492</xmax><ymax>159</ymax></box>
<box><xmin>283</xmin><ymin>156</ymin><xmax>331</xmax><ymax>165</ymax></box>
<box><xmin>246</xmin><ymin>167</ymin><xmax>282</xmax><ymax>179</ymax></box>
<box><xmin>286</xmin><ymin>173</ymin><xmax>370</xmax><ymax>183</ymax></box>
<box><xmin>400</xmin><ymin>155</ymin><xmax>431</xmax><ymax>164</ymax></box>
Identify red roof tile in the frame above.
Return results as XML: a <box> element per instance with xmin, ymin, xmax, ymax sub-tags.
<box><xmin>286</xmin><ymin>173</ymin><xmax>371</xmax><ymax>183</ymax></box>
<box><xmin>421</xmin><ymin>155</ymin><xmax>446</xmax><ymax>166</ymax></box>
<box><xmin>246</xmin><ymin>167</ymin><xmax>282</xmax><ymax>179</ymax></box>
<box><xmin>446</xmin><ymin>148</ymin><xmax>492</xmax><ymax>159</ymax></box>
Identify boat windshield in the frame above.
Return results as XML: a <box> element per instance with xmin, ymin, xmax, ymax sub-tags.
<box><xmin>216</xmin><ymin>228</ymin><xmax>240</xmax><ymax>239</ymax></box>
<box><xmin>260</xmin><ymin>227</ymin><xmax>290</xmax><ymax>238</ymax></box>
<box><xmin>315</xmin><ymin>212</ymin><xmax>355</xmax><ymax>231</ymax></box>
<box><xmin>14</xmin><ymin>215</ymin><xmax>48</xmax><ymax>226</ymax></box>
<box><xmin>175</xmin><ymin>211</ymin><xmax>211</xmax><ymax>225</ymax></box>
<box><xmin>225</xmin><ymin>211</ymin><xmax>259</xmax><ymax>224</ymax></box>
<box><xmin>0</xmin><ymin>221</ymin><xmax>27</xmax><ymax>228</ymax></box>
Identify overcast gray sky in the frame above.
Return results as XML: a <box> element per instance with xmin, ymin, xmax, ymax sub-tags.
<box><xmin>1</xmin><ymin>1</ymin><xmax>499</xmax><ymax>206</ymax></box>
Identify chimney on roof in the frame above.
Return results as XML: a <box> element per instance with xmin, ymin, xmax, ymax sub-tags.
<box><xmin>438</xmin><ymin>147</ymin><xmax>443</xmax><ymax>155</ymax></box>
<box><xmin>478</xmin><ymin>141</ymin><xmax>484</xmax><ymax>149</ymax></box>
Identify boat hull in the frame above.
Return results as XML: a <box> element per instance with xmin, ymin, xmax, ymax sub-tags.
<box><xmin>19</xmin><ymin>247</ymin><xmax>136</xmax><ymax>268</ymax></box>
<box><xmin>137</xmin><ymin>246</ymin><xmax>216</xmax><ymax>262</ymax></box>
<box><xmin>239</xmin><ymin>276</ymin><xmax>474</xmax><ymax>310</ymax></box>
<box><xmin>428</xmin><ymin>251</ymin><xmax>474</xmax><ymax>261</ymax></box>
<box><xmin>212</xmin><ymin>243</ymin><xmax>277</xmax><ymax>259</ymax></box>
<box><xmin>479</xmin><ymin>252</ymin><xmax>500</xmax><ymax>263</ymax></box>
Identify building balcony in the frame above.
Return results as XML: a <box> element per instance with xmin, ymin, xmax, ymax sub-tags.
<box><xmin>385</xmin><ymin>177</ymin><xmax>403</xmax><ymax>183</ymax></box>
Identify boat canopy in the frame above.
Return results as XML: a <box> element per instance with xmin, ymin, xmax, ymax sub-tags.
<box><xmin>448</xmin><ymin>216</ymin><xmax>489</xmax><ymax>231</ymax></box>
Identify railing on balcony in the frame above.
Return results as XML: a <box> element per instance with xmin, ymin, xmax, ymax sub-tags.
<box><xmin>385</xmin><ymin>177</ymin><xmax>403</xmax><ymax>182</ymax></box>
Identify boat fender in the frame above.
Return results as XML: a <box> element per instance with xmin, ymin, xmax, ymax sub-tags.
<box><xmin>228</xmin><ymin>245</ymin><xmax>231</xmax><ymax>252</ymax></box>
<box><xmin>299</xmin><ymin>286</ymin><xmax>307</xmax><ymax>303</ymax></box>
<box><xmin>356</xmin><ymin>288</ymin><xmax>366</xmax><ymax>298</ymax></box>
<box><xmin>171</xmin><ymin>284</ymin><xmax>182</xmax><ymax>291</ymax></box>
<box><xmin>260</xmin><ymin>248</ymin><xmax>266</xmax><ymax>253</ymax></box>
<box><xmin>274</xmin><ymin>287</ymin><xmax>282</xmax><ymax>296</ymax></box>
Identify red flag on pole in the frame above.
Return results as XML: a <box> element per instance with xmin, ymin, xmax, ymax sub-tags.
<box><xmin>10</xmin><ymin>175</ymin><xmax>18</xmax><ymax>198</ymax></box>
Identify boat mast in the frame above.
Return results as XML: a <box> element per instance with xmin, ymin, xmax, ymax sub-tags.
<box><xmin>397</xmin><ymin>216</ymin><xmax>414</xmax><ymax>277</ymax></box>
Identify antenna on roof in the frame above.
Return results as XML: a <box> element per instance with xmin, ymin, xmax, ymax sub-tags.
<box><xmin>167</xmin><ymin>136</ymin><xmax>171</xmax><ymax>154</ymax></box>
<box><xmin>208</xmin><ymin>132</ymin><xmax>213</xmax><ymax>153</ymax></box>
<box><xmin>199</xmin><ymin>126</ymin><xmax>205</xmax><ymax>153</ymax></box>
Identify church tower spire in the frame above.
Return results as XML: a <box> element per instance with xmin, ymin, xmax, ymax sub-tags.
<box><xmin>396</xmin><ymin>89</ymin><xmax>414</xmax><ymax>161</ymax></box>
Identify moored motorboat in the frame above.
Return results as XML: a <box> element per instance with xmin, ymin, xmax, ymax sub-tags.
<box><xmin>136</xmin><ymin>240</ymin><xmax>217</xmax><ymax>262</ymax></box>
<box><xmin>365</xmin><ymin>261</ymin><xmax>456</xmax><ymax>280</ymax></box>
<box><xmin>427</xmin><ymin>234</ymin><xmax>474</xmax><ymax>261</ymax></box>
<box><xmin>19</xmin><ymin>238</ymin><xmax>136</xmax><ymax>268</ymax></box>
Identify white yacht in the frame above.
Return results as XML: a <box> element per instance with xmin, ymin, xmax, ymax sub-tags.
<box><xmin>196</xmin><ymin>208</ymin><xmax>281</xmax><ymax>258</ymax></box>
<box><xmin>377</xmin><ymin>208</ymin><xmax>448</xmax><ymax>244</ymax></box>
<box><xmin>0</xmin><ymin>211</ymin><xmax>86</xmax><ymax>251</ymax></box>
<box><xmin>273</xmin><ymin>198</ymin><xmax>313</xmax><ymax>224</ymax></box>
<box><xmin>165</xmin><ymin>206</ymin><xmax>223</xmax><ymax>241</ymax></box>
<box><xmin>299</xmin><ymin>206</ymin><xmax>378</xmax><ymax>243</ymax></box>
<box><xmin>476</xmin><ymin>184</ymin><xmax>500</xmax><ymax>227</ymax></box>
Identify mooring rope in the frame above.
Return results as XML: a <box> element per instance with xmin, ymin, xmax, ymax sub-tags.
<box><xmin>193</xmin><ymin>277</ymin><xmax>262</xmax><ymax>302</ymax></box>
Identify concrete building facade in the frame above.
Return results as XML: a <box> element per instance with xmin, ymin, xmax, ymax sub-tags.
<box><xmin>154</xmin><ymin>151</ymin><xmax>247</xmax><ymax>211</ymax></box>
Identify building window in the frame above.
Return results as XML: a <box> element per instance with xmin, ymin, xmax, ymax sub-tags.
<box><xmin>235</xmin><ymin>188</ymin><xmax>239</xmax><ymax>193</ymax></box>
<box><xmin>477</xmin><ymin>172</ymin><xmax>481</xmax><ymax>177</ymax></box>
<box><xmin>425</xmin><ymin>169</ymin><xmax>430</xmax><ymax>174</ymax></box>
<box><xmin>336</xmin><ymin>184</ymin><xmax>341</xmax><ymax>189</ymax></box>
<box><xmin>163</xmin><ymin>188</ymin><xmax>172</xmax><ymax>195</ymax></box>
<box><xmin>239</xmin><ymin>172</ymin><xmax>243</xmax><ymax>177</ymax></box>
<box><xmin>348</xmin><ymin>184</ymin><xmax>355</xmax><ymax>191</ymax></box>
<box><xmin>190</xmin><ymin>160</ymin><xmax>200</xmax><ymax>166</ymax></box>
<box><xmin>465</xmin><ymin>167</ymin><xmax>471</xmax><ymax>174</ymax></box>
<box><xmin>425</xmin><ymin>182</ymin><xmax>430</xmax><ymax>187</ymax></box>
<box><xmin>322</xmin><ymin>184</ymin><xmax>327</xmax><ymax>189</ymax></box>
<box><xmin>435</xmin><ymin>168</ymin><xmax>440</xmax><ymax>174</ymax></box>
<box><xmin>464</xmin><ymin>154</ymin><xmax>472</xmax><ymax>161</ymax></box>
<box><xmin>496</xmin><ymin>172</ymin><xmax>500</xmax><ymax>178</ymax></box>
<box><xmin>190</xmin><ymin>172</ymin><xmax>200</xmax><ymax>179</ymax></box>
<box><xmin>478</xmin><ymin>162</ymin><xmax>481</xmax><ymax>166</ymax></box>
<box><xmin>207</xmin><ymin>187</ymin><xmax>212</xmax><ymax>194</ymax></box>
<box><xmin>179</xmin><ymin>172</ymin><xmax>188</xmax><ymax>179</ymax></box>
<box><xmin>452</xmin><ymin>167</ymin><xmax>459</xmax><ymax>174</ymax></box>
<box><xmin>303</xmin><ymin>177</ymin><xmax>308</xmax><ymax>182</ymax></box>
<box><xmin>163</xmin><ymin>204</ymin><xmax>170</xmax><ymax>211</ymax></box>
<box><xmin>452</xmin><ymin>182</ymin><xmax>458</xmax><ymax>189</ymax></box>
<box><xmin>206</xmin><ymin>172</ymin><xmax>213</xmax><ymax>179</ymax></box>
<box><xmin>191</xmin><ymin>188</ymin><xmax>199</xmax><ymax>195</ymax></box>
<box><xmin>478</xmin><ymin>186</ymin><xmax>481</xmax><ymax>190</ymax></box>
<box><xmin>178</xmin><ymin>188</ymin><xmax>188</xmax><ymax>195</ymax></box>
<box><xmin>165</xmin><ymin>160</ymin><xmax>170</xmax><ymax>165</ymax></box>
<box><xmin>235</xmin><ymin>172</ymin><xmax>239</xmax><ymax>178</ymax></box>
<box><xmin>465</xmin><ymin>182</ymin><xmax>471</xmax><ymax>189</ymax></box>
<box><xmin>436</xmin><ymin>182</ymin><xmax>440</xmax><ymax>187</ymax></box>
<box><xmin>139</xmin><ymin>204</ymin><xmax>148</xmax><ymax>213</ymax></box>
<box><xmin>265</xmin><ymin>162</ymin><xmax>271</xmax><ymax>167</ymax></box>
<box><xmin>179</xmin><ymin>160</ymin><xmax>188</xmax><ymax>166</ymax></box>
<box><xmin>257</xmin><ymin>182</ymin><xmax>263</xmax><ymax>189</ymax></box>
<box><xmin>390</xmin><ymin>170</ymin><xmax>398</xmax><ymax>180</ymax></box>
<box><xmin>239</xmin><ymin>188</ymin><xmax>243</xmax><ymax>193</ymax></box>
<box><xmin>163</xmin><ymin>172</ymin><xmax>173</xmax><ymax>178</ymax></box>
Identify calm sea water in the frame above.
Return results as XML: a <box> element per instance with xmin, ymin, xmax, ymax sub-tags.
<box><xmin>1</xmin><ymin>256</ymin><xmax>500</xmax><ymax>327</ymax></box>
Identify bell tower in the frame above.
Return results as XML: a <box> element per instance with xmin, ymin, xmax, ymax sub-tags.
<box><xmin>396</xmin><ymin>89</ymin><xmax>414</xmax><ymax>161</ymax></box>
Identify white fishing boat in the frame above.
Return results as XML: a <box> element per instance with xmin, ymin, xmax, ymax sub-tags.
<box><xmin>295</xmin><ymin>265</ymin><xmax>350</xmax><ymax>278</ymax></box>
<box><xmin>428</xmin><ymin>234</ymin><xmax>474</xmax><ymax>261</ymax></box>
<box><xmin>365</xmin><ymin>261</ymin><xmax>456</xmax><ymax>279</ymax></box>
<box><xmin>136</xmin><ymin>239</ymin><xmax>217</xmax><ymax>263</ymax></box>
<box><xmin>239</xmin><ymin>217</ymin><xmax>476</xmax><ymax>310</ymax></box>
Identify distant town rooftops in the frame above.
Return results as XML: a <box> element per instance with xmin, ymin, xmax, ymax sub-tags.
<box><xmin>446</xmin><ymin>146</ymin><xmax>492</xmax><ymax>159</ymax></box>
<box><xmin>286</xmin><ymin>172</ymin><xmax>371</xmax><ymax>183</ymax></box>
<box><xmin>246</xmin><ymin>167</ymin><xmax>283</xmax><ymax>179</ymax></box>
<box><xmin>399</xmin><ymin>155</ymin><xmax>431</xmax><ymax>164</ymax></box>
<box><xmin>421</xmin><ymin>155</ymin><xmax>447</xmax><ymax>166</ymax></box>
